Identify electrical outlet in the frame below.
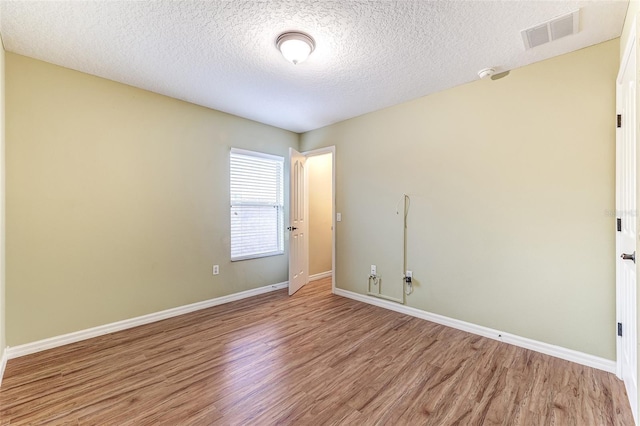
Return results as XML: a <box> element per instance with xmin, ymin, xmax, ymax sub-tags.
<box><xmin>371</xmin><ymin>265</ymin><xmax>376</xmax><ymax>275</ymax></box>
<box><xmin>406</xmin><ymin>270</ymin><xmax>412</xmax><ymax>278</ymax></box>
<box><xmin>213</xmin><ymin>265</ymin><xmax>219</xmax><ymax>275</ymax></box>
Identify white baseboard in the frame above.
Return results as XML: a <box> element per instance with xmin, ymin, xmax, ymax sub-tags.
<box><xmin>309</xmin><ymin>270</ymin><xmax>332</xmax><ymax>281</ymax></box>
<box><xmin>5</xmin><ymin>281</ymin><xmax>289</xmax><ymax>360</ymax></box>
<box><xmin>0</xmin><ymin>348</ymin><xmax>7</xmax><ymax>387</ymax></box>
<box><xmin>334</xmin><ymin>288</ymin><xmax>616</xmax><ymax>374</ymax></box>
<box><xmin>3</xmin><ymin>281</ymin><xmax>615</xmax><ymax>383</ymax></box>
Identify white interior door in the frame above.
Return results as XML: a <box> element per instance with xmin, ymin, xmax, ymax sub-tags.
<box><xmin>617</xmin><ymin>24</ymin><xmax>638</xmax><ymax>423</ymax></box>
<box><xmin>289</xmin><ymin>148</ymin><xmax>308</xmax><ymax>295</ymax></box>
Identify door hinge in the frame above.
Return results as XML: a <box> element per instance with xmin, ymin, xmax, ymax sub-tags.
<box><xmin>617</xmin><ymin>218</ymin><xmax>622</xmax><ymax>232</ymax></box>
<box><xmin>618</xmin><ymin>322</ymin><xmax>623</xmax><ymax>337</ymax></box>
<box><xmin>617</xmin><ymin>114</ymin><xmax>622</xmax><ymax>128</ymax></box>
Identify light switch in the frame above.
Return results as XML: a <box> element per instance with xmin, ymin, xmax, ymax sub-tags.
<box><xmin>337</xmin><ymin>213</ymin><xmax>342</xmax><ymax>222</ymax></box>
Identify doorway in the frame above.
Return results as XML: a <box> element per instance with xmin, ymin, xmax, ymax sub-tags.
<box><xmin>307</xmin><ymin>152</ymin><xmax>333</xmax><ymax>281</ymax></box>
<box><xmin>288</xmin><ymin>147</ymin><xmax>336</xmax><ymax>295</ymax></box>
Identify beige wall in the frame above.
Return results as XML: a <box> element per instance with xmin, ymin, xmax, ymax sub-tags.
<box><xmin>6</xmin><ymin>53</ymin><xmax>298</xmax><ymax>346</ymax></box>
<box><xmin>307</xmin><ymin>153</ymin><xmax>332</xmax><ymax>275</ymax></box>
<box><xmin>301</xmin><ymin>39</ymin><xmax>619</xmax><ymax>360</ymax></box>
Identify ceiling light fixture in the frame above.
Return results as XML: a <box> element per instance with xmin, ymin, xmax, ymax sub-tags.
<box><xmin>276</xmin><ymin>31</ymin><xmax>315</xmax><ymax>65</ymax></box>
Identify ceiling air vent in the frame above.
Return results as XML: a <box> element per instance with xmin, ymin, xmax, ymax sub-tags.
<box><xmin>521</xmin><ymin>10</ymin><xmax>579</xmax><ymax>50</ymax></box>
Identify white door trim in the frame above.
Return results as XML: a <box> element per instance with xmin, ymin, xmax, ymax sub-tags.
<box><xmin>620</xmin><ymin>19</ymin><xmax>637</xmax><ymax>86</ymax></box>
<box><xmin>302</xmin><ymin>146</ymin><xmax>336</xmax><ymax>294</ymax></box>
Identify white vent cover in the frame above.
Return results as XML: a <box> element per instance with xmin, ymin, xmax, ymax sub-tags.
<box><xmin>521</xmin><ymin>10</ymin><xmax>580</xmax><ymax>50</ymax></box>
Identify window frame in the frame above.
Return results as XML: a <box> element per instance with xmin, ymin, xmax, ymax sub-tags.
<box><xmin>229</xmin><ymin>148</ymin><xmax>285</xmax><ymax>262</ymax></box>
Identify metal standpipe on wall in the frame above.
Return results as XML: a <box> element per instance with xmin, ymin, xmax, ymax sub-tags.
<box><xmin>367</xmin><ymin>193</ymin><xmax>412</xmax><ymax>304</ymax></box>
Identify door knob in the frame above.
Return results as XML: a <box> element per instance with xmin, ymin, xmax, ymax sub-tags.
<box><xmin>621</xmin><ymin>251</ymin><xmax>636</xmax><ymax>263</ymax></box>
<box><xmin>287</xmin><ymin>226</ymin><xmax>298</xmax><ymax>231</ymax></box>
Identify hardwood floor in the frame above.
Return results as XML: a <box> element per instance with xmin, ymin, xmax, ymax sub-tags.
<box><xmin>0</xmin><ymin>277</ymin><xmax>633</xmax><ymax>425</ymax></box>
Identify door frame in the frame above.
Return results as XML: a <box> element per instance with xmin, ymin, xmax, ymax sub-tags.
<box><xmin>616</xmin><ymin>15</ymin><xmax>638</xmax><ymax>421</ymax></box>
<box><xmin>301</xmin><ymin>146</ymin><xmax>336</xmax><ymax>293</ymax></box>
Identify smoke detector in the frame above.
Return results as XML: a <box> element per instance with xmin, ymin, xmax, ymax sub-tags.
<box><xmin>478</xmin><ymin>68</ymin><xmax>495</xmax><ymax>80</ymax></box>
<box><xmin>521</xmin><ymin>10</ymin><xmax>580</xmax><ymax>50</ymax></box>
<box><xmin>477</xmin><ymin>67</ymin><xmax>511</xmax><ymax>81</ymax></box>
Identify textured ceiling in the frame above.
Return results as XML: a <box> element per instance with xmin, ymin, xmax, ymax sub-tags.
<box><xmin>0</xmin><ymin>1</ymin><xmax>628</xmax><ymax>133</ymax></box>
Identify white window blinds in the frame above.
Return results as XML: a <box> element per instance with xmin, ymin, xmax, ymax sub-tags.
<box><xmin>230</xmin><ymin>148</ymin><xmax>284</xmax><ymax>261</ymax></box>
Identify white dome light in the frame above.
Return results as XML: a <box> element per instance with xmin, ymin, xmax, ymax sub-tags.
<box><xmin>276</xmin><ymin>32</ymin><xmax>315</xmax><ymax>65</ymax></box>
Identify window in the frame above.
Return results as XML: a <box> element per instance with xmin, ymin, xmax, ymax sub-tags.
<box><xmin>230</xmin><ymin>148</ymin><xmax>284</xmax><ymax>261</ymax></box>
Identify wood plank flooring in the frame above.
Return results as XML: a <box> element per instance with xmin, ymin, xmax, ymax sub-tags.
<box><xmin>0</xmin><ymin>277</ymin><xmax>633</xmax><ymax>425</ymax></box>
